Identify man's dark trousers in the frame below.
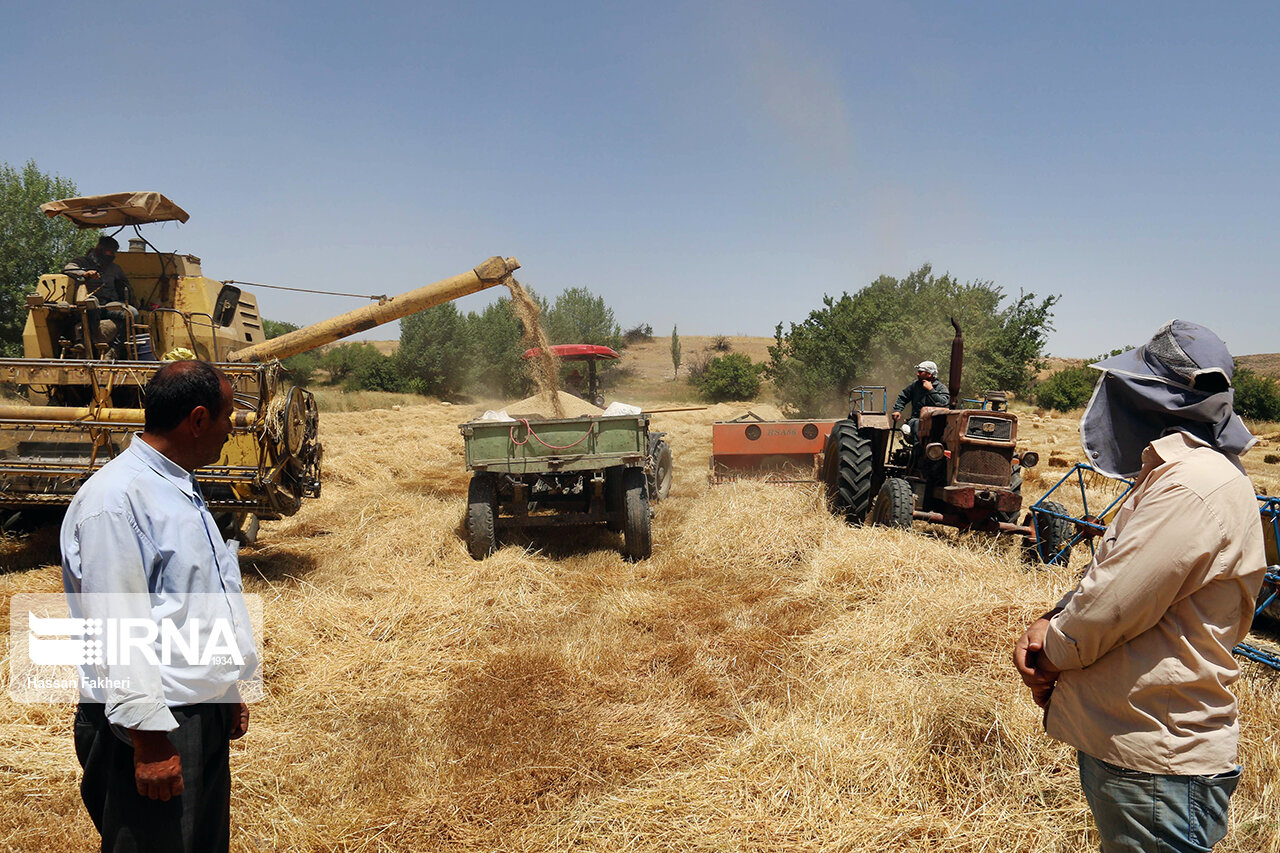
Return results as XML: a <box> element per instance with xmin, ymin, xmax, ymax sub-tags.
<box><xmin>74</xmin><ymin>703</ymin><xmax>232</xmax><ymax>853</ymax></box>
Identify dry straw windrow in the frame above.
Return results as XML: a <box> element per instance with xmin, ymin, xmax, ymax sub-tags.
<box><xmin>0</xmin><ymin>402</ymin><xmax>1277</xmax><ymax>852</ymax></box>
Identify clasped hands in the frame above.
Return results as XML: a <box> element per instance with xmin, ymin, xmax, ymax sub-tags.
<box><xmin>1013</xmin><ymin>617</ymin><xmax>1061</xmax><ymax>709</ymax></box>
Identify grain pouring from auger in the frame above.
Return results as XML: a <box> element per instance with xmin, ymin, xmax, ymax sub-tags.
<box><xmin>0</xmin><ymin>191</ymin><xmax>521</xmax><ymax>539</ymax></box>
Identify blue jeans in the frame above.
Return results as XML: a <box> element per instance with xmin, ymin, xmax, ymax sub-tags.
<box><xmin>1077</xmin><ymin>751</ymin><xmax>1241</xmax><ymax>852</ymax></box>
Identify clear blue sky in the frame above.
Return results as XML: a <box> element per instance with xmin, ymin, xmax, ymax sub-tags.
<box><xmin>3</xmin><ymin>1</ymin><xmax>1275</xmax><ymax>357</ymax></box>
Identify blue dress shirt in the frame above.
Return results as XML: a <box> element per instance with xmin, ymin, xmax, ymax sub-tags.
<box><xmin>61</xmin><ymin>436</ymin><xmax>259</xmax><ymax>732</ymax></box>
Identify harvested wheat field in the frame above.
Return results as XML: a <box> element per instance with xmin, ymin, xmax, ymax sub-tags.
<box><xmin>2</xmin><ymin>401</ymin><xmax>1279</xmax><ymax>852</ymax></box>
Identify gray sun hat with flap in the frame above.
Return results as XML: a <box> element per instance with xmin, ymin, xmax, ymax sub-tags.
<box><xmin>1079</xmin><ymin>320</ymin><xmax>1256</xmax><ymax>478</ymax></box>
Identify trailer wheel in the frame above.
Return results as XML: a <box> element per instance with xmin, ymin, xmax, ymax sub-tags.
<box><xmin>1022</xmin><ymin>500</ymin><xmax>1073</xmax><ymax>566</ymax></box>
<box><xmin>648</xmin><ymin>439</ymin><xmax>673</xmax><ymax>502</ymax></box>
<box><xmin>824</xmin><ymin>420</ymin><xmax>873</xmax><ymax>524</ymax></box>
<box><xmin>605</xmin><ymin>467</ymin><xmax>624</xmax><ymax>532</ymax></box>
<box><xmin>466</xmin><ymin>474</ymin><xmax>499</xmax><ymax>560</ymax></box>
<box><xmin>870</xmin><ymin>477</ymin><xmax>914</xmax><ymax>529</ymax></box>
<box><xmin>621</xmin><ymin>467</ymin><xmax>652</xmax><ymax>561</ymax></box>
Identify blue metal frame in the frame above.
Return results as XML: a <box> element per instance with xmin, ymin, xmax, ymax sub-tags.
<box><xmin>1031</xmin><ymin>472</ymin><xmax>1280</xmax><ymax>670</ymax></box>
<box><xmin>849</xmin><ymin>386</ymin><xmax>888</xmax><ymax>415</ymax></box>
<box><xmin>1233</xmin><ymin>496</ymin><xmax>1280</xmax><ymax>671</ymax></box>
<box><xmin>1027</xmin><ymin>463</ymin><xmax>1136</xmax><ymax>565</ymax></box>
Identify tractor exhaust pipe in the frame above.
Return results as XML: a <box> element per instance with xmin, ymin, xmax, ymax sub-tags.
<box><xmin>948</xmin><ymin>318</ymin><xmax>963</xmax><ymax>404</ymax></box>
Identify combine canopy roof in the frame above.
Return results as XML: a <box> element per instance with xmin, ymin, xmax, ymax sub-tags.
<box><xmin>40</xmin><ymin>192</ymin><xmax>189</xmax><ymax>228</ymax></box>
<box><xmin>522</xmin><ymin>344</ymin><xmax>620</xmax><ymax>361</ymax></box>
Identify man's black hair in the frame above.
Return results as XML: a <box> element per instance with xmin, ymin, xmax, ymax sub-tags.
<box><xmin>96</xmin><ymin>235</ymin><xmax>120</xmax><ymax>252</ymax></box>
<box><xmin>144</xmin><ymin>361</ymin><xmax>230</xmax><ymax>433</ymax></box>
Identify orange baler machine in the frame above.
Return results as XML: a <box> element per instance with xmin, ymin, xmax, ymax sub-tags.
<box><xmin>710</xmin><ymin>414</ymin><xmax>838</xmax><ymax>484</ymax></box>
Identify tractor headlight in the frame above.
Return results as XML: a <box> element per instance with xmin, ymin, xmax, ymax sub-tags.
<box><xmin>925</xmin><ymin>442</ymin><xmax>945</xmax><ymax>461</ymax></box>
<box><xmin>1021</xmin><ymin>451</ymin><xmax>1040</xmax><ymax>468</ymax></box>
<box><xmin>901</xmin><ymin>423</ymin><xmax>912</xmax><ymax>437</ymax></box>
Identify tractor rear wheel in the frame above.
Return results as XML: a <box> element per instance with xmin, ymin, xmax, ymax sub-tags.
<box><xmin>648</xmin><ymin>439</ymin><xmax>673</xmax><ymax>501</ymax></box>
<box><xmin>1022</xmin><ymin>500</ymin><xmax>1073</xmax><ymax>566</ymax></box>
<box><xmin>871</xmin><ymin>477</ymin><xmax>915</xmax><ymax>528</ymax></box>
<box><xmin>824</xmin><ymin>420</ymin><xmax>873</xmax><ymax>524</ymax></box>
<box><xmin>621</xmin><ymin>467</ymin><xmax>652</xmax><ymax>561</ymax></box>
<box><xmin>466</xmin><ymin>474</ymin><xmax>499</xmax><ymax>560</ymax></box>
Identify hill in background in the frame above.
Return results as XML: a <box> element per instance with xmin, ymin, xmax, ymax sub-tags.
<box><xmin>339</xmin><ymin>336</ymin><xmax>1280</xmax><ymax>390</ymax></box>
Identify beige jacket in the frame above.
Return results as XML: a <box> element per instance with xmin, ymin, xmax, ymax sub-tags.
<box><xmin>1043</xmin><ymin>431</ymin><xmax>1266</xmax><ymax>775</ymax></box>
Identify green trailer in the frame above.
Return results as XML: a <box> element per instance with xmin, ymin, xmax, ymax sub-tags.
<box><xmin>459</xmin><ymin>413</ymin><xmax>662</xmax><ymax>560</ymax></box>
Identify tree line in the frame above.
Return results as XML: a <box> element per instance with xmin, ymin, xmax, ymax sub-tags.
<box><xmin>274</xmin><ymin>287</ymin><xmax>626</xmax><ymax>399</ymax></box>
<box><xmin>4</xmin><ymin>160</ymin><xmax>1277</xmax><ymax>418</ymax></box>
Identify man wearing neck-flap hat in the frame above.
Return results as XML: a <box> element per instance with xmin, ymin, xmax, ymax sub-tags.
<box><xmin>1013</xmin><ymin>320</ymin><xmax>1265</xmax><ymax>852</ymax></box>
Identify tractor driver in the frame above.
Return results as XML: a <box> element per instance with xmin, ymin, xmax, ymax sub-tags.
<box><xmin>891</xmin><ymin>360</ymin><xmax>951</xmax><ymax>427</ymax></box>
<box><xmin>63</xmin><ymin>235</ymin><xmax>139</xmax><ymax>352</ymax></box>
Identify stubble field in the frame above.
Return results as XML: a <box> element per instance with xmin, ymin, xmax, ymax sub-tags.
<box><xmin>1</xmin><ymin>393</ymin><xmax>1279</xmax><ymax>852</ymax></box>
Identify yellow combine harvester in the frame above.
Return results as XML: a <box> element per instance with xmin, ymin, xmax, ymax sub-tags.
<box><xmin>0</xmin><ymin>191</ymin><xmax>519</xmax><ymax>538</ymax></box>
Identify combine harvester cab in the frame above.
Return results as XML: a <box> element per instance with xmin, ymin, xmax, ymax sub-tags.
<box><xmin>1</xmin><ymin>191</ymin><xmax>520</xmax><ymax>538</ymax></box>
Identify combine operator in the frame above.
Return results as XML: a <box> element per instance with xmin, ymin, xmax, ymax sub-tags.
<box><xmin>63</xmin><ymin>235</ymin><xmax>138</xmax><ymax>353</ymax></box>
<box><xmin>890</xmin><ymin>360</ymin><xmax>950</xmax><ymax>440</ymax></box>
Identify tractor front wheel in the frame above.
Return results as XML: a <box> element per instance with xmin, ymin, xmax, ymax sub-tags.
<box><xmin>871</xmin><ymin>477</ymin><xmax>915</xmax><ymax>529</ymax></box>
<box><xmin>824</xmin><ymin>420</ymin><xmax>873</xmax><ymax>524</ymax></box>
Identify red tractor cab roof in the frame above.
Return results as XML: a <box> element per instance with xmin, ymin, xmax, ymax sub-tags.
<box><xmin>522</xmin><ymin>344</ymin><xmax>620</xmax><ymax>361</ymax></box>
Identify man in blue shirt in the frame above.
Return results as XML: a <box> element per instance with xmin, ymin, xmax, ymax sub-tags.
<box><xmin>63</xmin><ymin>360</ymin><xmax>258</xmax><ymax>853</ymax></box>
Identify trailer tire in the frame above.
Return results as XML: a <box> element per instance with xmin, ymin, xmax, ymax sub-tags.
<box><xmin>466</xmin><ymin>474</ymin><xmax>499</xmax><ymax>560</ymax></box>
<box><xmin>824</xmin><ymin>420</ymin><xmax>873</xmax><ymax>524</ymax></box>
<box><xmin>1022</xmin><ymin>500</ymin><xmax>1073</xmax><ymax>567</ymax></box>
<box><xmin>605</xmin><ymin>467</ymin><xmax>625</xmax><ymax>532</ymax></box>
<box><xmin>621</xmin><ymin>467</ymin><xmax>652</xmax><ymax>561</ymax></box>
<box><xmin>648</xmin><ymin>439</ymin><xmax>673</xmax><ymax>502</ymax></box>
<box><xmin>871</xmin><ymin>477</ymin><xmax>914</xmax><ymax>529</ymax></box>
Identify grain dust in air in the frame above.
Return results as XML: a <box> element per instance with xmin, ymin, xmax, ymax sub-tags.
<box><xmin>505</xmin><ymin>279</ymin><xmax>564</xmax><ymax>418</ymax></box>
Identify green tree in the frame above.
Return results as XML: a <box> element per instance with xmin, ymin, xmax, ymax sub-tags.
<box><xmin>262</xmin><ymin>318</ymin><xmax>319</xmax><ymax>387</ymax></box>
<box><xmin>321</xmin><ymin>343</ymin><xmax>393</xmax><ymax>390</ymax></box>
<box><xmin>670</xmin><ymin>325</ymin><xmax>682</xmax><ymax>380</ymax></box>
<box><xmin>0</xmin><ymin>161</ymin><xmax>98</xmax><ymax>355</ymax></box>
<box><xmin>466</xmin><ymin>297</ymin><xmax>531</xmax><ymax>398</ymax></box>
<box><xmin>351</xmin><ymin>349</ymin><xmax>405</xmax><ymax>392</ymax></box>
<box><xmin>1234</xmin><ymin>367</ymin><xmax>1280</xmax><ymax>421</ymax></box>
<box><xmin>766</xmin><ymin>264</ymin><xmax>1058</xmax><ymax>417</ymax></box>
<box><xmin>1033</xmin><ymin>366</ymin><xmax>1098</xmax><ymax>412</ymax></box>
<box><xmin>395</xmin><ymin>303</ymin><xmax>468</xmax><ymax>397</ymax></box>
<box><xmin>544</xmin><ymin>287</ymin><xmax>623</xmax><ymax>349</ymax></box>
<box><xmin>693</xmin><ymin>352</ymin><xmax>763</xmax><ymax>402</ymax></box>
